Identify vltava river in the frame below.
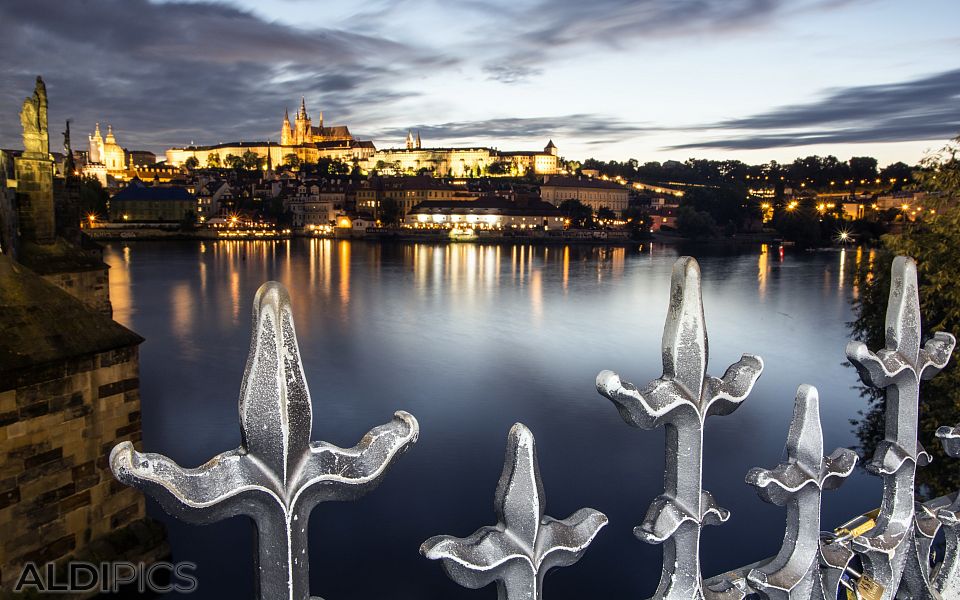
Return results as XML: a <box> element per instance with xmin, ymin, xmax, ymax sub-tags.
<box><xmin>104</xmin><ymin>239</ymin><xmax>881</xmax><ymax>600</ymax></box>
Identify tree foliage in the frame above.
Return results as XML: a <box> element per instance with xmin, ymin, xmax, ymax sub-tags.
<box><xmin>284</xmin><ymin>153</ymin><xmax>301</xmax><ymax>169</ymax></box>
<box><xmin>558</xmin><ymin>199</ymin><xmax>593</xmax><ymax>229</ymax></box>
<box><xmin>242</xmin><ymin>151</ymin><xmax>262</xmax><ymax>170</ymax></box>
<box><xmin>852</xmin><ymin>136</ymin><xmax>960</xmax><ymax>498</ymax></box>
<box><xmin>79</xmin><ymin>175</ymin><xmax>108</xmax><ymax>217</ymax></box>
<box><xmin>676</xmin><ymin>206</ymin><xmax>717</xmax><ymax>238</ymax></box>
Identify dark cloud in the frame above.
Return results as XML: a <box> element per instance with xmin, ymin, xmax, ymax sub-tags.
<box><xmin>482</xmin><ymin>64</ymin><xmax>543</xmax><ymax>84</ymax></box>
<box><xmin>376</xmin><ymin>115</ymin><xmax>654</xmax><ymax>147</ymax></box>
<box><xmin>0</xmin><ymin>0</ymin><xmax>445</xmax><ymax>152</ymax></box>
<box><xmin>476</xmin><ymin>0</ymin><xmax>853</xmax><ymax>83</ymax></box>
<box><xmin>670</xmin><ymin>68</ymin><xmax>960</xmax><ymax>150</ymax></box>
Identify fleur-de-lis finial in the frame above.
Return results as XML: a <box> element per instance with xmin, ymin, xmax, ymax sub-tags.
<box><xmin>933</xmin><ymin>424</ymin><xmax>960</xmax><ymax>597</ymax></box>
<box><xmin>596</xmin><ymin>257</ymin><xmax>764</xmax><ymax>600</ymax></box>
<box><xmin>845</xmin><ymin>256</ymin><xmax>955</xmax><ymax>599</ymax></box>
<box><xmin>110</xmin><ymin>282</ymin><xmax>419</xmax><ymax>600</ymax></box>
<box><xmin>744</xmin><ymin>385</ymin><xmax>857</xmax><ymax>599</ymax></box>
<box><xmin>421</xmin><ymin>423</ymin><xmax>608</xmax><ymax>600</ymax></box>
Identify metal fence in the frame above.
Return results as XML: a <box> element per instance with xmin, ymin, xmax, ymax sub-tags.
<box><xmin>109</xmin><ymin>254</ymin><xmax>957</xmax><ymax>600</ymax></box>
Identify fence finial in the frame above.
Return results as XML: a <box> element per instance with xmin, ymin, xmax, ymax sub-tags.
<box><xmin>421</xmin><ymin>423</ymin><xmax>607</xmax><ymax>600</ymax></box>
<box><xmin>596</xmin><ymin>256</ymin><xmax>763</xmax><ymax>599</ymax></box>
<box><xmin>933</xmin><ymin>424</ymin><xmax>960</xmax><ymax>596</ymax></box>
<box><xmin>845</xmin><ymin>256</ymin><xmax>955</xmax><ymax>599</ymax></box>
<box><xmin>110</xmin><ymin>281</ymin><xmax>419</xmax><ymax>600</ymax></box>
<box><xmin>745</xmin><ymin>385</ymin><xmax>857</xmax><ymax>599</ymax></box>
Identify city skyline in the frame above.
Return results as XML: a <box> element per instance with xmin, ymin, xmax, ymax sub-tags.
<box><xmin>0</xmin><ymin>0</ymin><xmax>958</xmax><ymax>165</ymax></box>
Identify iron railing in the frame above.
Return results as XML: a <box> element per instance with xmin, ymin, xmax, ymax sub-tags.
<box><xmin>110</xmin><ymin>254</ymin><xmax>957</xmax><ymax>600</ymax></box>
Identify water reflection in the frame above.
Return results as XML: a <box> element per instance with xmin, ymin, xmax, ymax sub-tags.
<box><xmin>101</xmin><ymin>240</ymin><xmax>877</xmax><ymax>600</ymax></box>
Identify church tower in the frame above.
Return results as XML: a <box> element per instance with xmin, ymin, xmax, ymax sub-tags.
<box><xmin>294</xmin><ymin>96</ymin><xmax>312</xmax><ymax>145</ymax></box>
<box><xmin>281</xmin><ymin>108</ymin><xmax>293</xmax><ymax>146</ymax></box>
<box><xmin>88</xmin><ymin>123</ymin><xmax>103</xmax><ymax>164</ymax></box>
<box><xmin>406</xmin><ymin>130</ymin><xmax>415</xmax><ymax>150</ymax></box>
<box><xmin>416</xmin><ymin>131</ymin><xmax>422</xmax><ymax>149</ymax></box>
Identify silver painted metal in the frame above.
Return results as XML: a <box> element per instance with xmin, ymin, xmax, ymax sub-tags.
<box><xmin>845</xmin><ymin>256</ymin><xmax>956</xmax><ymax>600</ymax></box>
<box><xmin>744</xmin><ymin>385</ymin><xmax>858</xmax><ymax>600</ymax></box>
<box><xmin>935</xmin><ymin>424</ymin><xmax>960</xmax><ymax>599</ymax></box>
<box><xmin>421</xmin><ymin>423</ymin><xmax>608</xmax><ymax>600</ymax></box>
<box><xmin>595</xmin><ymin>256</ymin><xmax>764</xmax><ymax>600</ymax></box>
<box><xmin>110</xmin><ymin>281</ymin><xmax>419</xmax><ymax>600</ymax></box>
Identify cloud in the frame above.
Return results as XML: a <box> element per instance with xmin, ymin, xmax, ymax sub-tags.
<box><xmin>0</xmin><ymin>0</ymin><xmax>444</xmax><ymax>152</ymax></box>
<box><xmin>472</xmin><ymin>0</ymin><xmax>858</xmax><ymax>83</ymax></box>
<box><xmin>375</xmin><ymin>115</ymin><xmax>654</xmax><ymax>147</ymax></box>
<box><xmin>670</xmin><ymin>68</ymin><xmax>960</xmax><ymax>150</ymax></box>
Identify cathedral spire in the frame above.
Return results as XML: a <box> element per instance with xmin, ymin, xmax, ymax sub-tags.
<box><xmin>300</xmin><ymin>96</ymin><xmax>307</xmax><ymax>119</ymax></box>
<box><xmin>416</xmin><ymin>130</ymin><xmax>422</xmax><ymax>149</ymax></box>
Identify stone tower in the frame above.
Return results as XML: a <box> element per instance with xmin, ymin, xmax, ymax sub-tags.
<box><xmin>281</xmin><ymin>108</ymin><xmax>292</xmax><ymax>145</ymax></box>
<box><xmin>15</xmin><ymin>76</ymin><xmax>55</xmax><ymax>244</ymax></box>
<box><xmin>406</xmin><ymin>130</ymin><xmax>415</xmax><ymax>150</ymax></box>
<box><xmin>88</xmin><ymin>122</ymin><xmax>103</xmax><ymax>163</ymax></box>
<box><xmin>294</xmin><ymin>96</ymin><xmax>312</xmax><ymax>145</ymax></box>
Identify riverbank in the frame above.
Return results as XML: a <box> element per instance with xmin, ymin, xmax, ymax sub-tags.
<box><xmin>84</xmin><ymin>226</ymin><xmax>797</xmax><ymax>247</ymax></box>
<box><xmin>85</xmin><ymin>226</ymin><xmax>639</xmax><ymax>245</ymax></box>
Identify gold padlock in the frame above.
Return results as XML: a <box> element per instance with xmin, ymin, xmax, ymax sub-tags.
<box><xmin>855</xmin><ymin>574</ymin><xmax>883</xmax><ymax>600</ymax></box>
<box><xmin>841</xmin><ymin>567</ymin><xmax>884</xmax><ymax>600</ymax></box>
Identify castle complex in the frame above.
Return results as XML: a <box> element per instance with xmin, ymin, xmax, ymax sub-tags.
<box><xmin>164</xmin><ymin>98</ymin><xmax>375</xmax><ymax>169</ymax></box>
<box><xmin>164</xmin><ymin>98</ymin><xmax>560</xmax><ymax>177</ymax></box>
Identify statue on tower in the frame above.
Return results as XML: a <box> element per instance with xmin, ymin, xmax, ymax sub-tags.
<box><xmin>20</xmin><ymin>76</ymin><xmax>49</xmax><ymax>156</ymax></box>
<box><xmin>63</xmin><ymin>120</ymin><xmax>76</xmax><ymax>177</ymax></box>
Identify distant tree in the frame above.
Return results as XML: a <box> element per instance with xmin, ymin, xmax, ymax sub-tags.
<box><xmin>242</xmin><ymin>151</ymin><xmax>262</xmax><ymax>170</ymax></box>
<box><xmin>183</xmin><ymin>156</ymin><xmax>199</xmax><ymax>170</ymax></box>
<box><xmin>224</xmin><ymin>154</ymin><xmax>244</xmax><ymax>170</ymax></box>
<box><xmin>416</xmin><ymin>166</ymin><xmax>433</xmax><ymax>176</ymax></box>
<box><xmin>676</xmin><ymin>206</ymin><xmax>718</xmax><ymax>238</ymax></box>
<box><xmin>880</xmin><ymin>161</ymin><xmax>914</xmax><ymax>190</ymax></box>
<box><xmin>559</xmin><ymin>199</ymin><xmax>593</xmax><ymax>228</ymax></box>
<box><xmin>849</xmin><ymin>156</ymin><xmax>879</xmax><ymax>183</ymax></box>
<box><xmin>683</xmin><ymin>185</ymin><xmax>749</xmax><ymax>232</ymax></box>
<box><xmin>316</xmin><ymin>157</ymin><xmax>349</xmax><ymax>175</ymax></box>
<box><xmin>772</xmin><ymin>206</ymin><xmax>822</xmax><ymax>247</ymax></box>
<box><xmin>79</xmin><ymin>175</ymin><xmax>108</xmax><ymax>217</ymax></box>
<box><xmin>596</xmin><ymin>207</ymin><xmax>616</xmax><ymax>221</ymax></box>
<box><xmin>206</xmin><ymin>153</ymin><xmax>221</xmax><ymax>168</ymax></box>
<box><xmin>379</xmin><ymin>198</ymin><xmax>402</xmax><ymax>226</ymax></box>
<box><xmin>284</xmin><ymin>153</ymin><xmax>301</xmax><ymax>169</ymax></box>
<box><xmin>488</xmin><ymin>161</ymin><xmax>511</xmax><ymax>175</ymax></box>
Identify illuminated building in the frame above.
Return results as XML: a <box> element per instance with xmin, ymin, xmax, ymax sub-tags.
<box><xmin>365</xmin><ymin>138</ymin><xmax>559</xmax><ymax>177</ymax></box>
<box><xmin>356</xmin><ymin>176</ymin><xmax>478</xmax><ymax>216</ymax></box>
<box><xmin>540</xmin><ymin>175</ymin><xmax>630</xmax><ymax>215</ymax></box>
<box><xmin>403</xmin><ymin>197</ymin><xmax>565</xmax><ymax>230</ymax></box>
<box><xmin>165</xmin><ymin>98</ymin><xmax>375</xmax><ymax>168</ymax></box>
<box><xmin>108</xmin><ymin>179</ymin><xmax>196</xmax><ymax>222</ymax></box>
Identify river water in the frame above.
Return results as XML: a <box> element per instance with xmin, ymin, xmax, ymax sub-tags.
<box><xmin>103</xmin><ymin>239</ymin><xmax>882</xmax><ymax>599</ymax></box>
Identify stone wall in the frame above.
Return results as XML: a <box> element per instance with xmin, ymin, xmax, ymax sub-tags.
<box><xmin>14</xmin><ymin>155</ymin><xmax>55</xmax><ymax>245</ymax></box>
<box><xmin>41</xmin><ymin>268</ymin><xmax>112</xmax><ymax>317</ymax></box>
<box><xmin>0</xmin><ymin>152</ymin><xmax>18</xmax><ymax>259</ymax></box>
<box><xmin>0</xmin><ymin>346</ymin><xmax>146</xmax><ymax>591</ymax></box>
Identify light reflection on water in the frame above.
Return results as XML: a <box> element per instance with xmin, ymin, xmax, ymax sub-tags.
<box><xmin>104</xmin><ymin>239</ymin><xmax>879</xmax><ymax>600</ymax></box>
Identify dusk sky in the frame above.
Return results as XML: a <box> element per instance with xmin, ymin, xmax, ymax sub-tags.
<box><xmin>0</xmin><ymin>0</ymin><xmax>958</xmax><ymax>165</ymax></box>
